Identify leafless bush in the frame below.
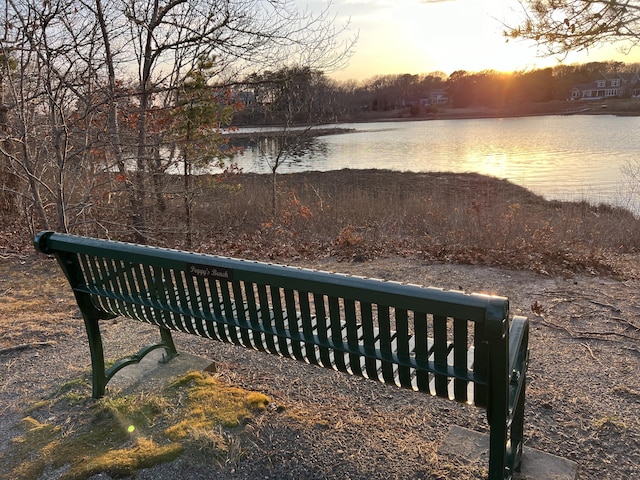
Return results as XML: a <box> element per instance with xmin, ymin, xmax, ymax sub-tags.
<box><xmin>150</xmin><ymin>170</ymin><xmax>640</xmax><ymax>276</ymax></box>
<box><xmin>15</xmin><ymin>169</ymin><xmax>639</xmax><ymax>277</ymax></box>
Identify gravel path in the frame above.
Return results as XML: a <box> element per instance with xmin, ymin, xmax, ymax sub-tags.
<box><xmin>1</xmin><ymin>255</ymin><xmax>639</xmax><ymax>479</ymax></box>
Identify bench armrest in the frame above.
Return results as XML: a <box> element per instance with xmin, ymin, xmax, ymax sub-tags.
<box><xmin>508</xmin><ymin>316</ymin><xmax>529</xmax><ymax>376</ymax></box>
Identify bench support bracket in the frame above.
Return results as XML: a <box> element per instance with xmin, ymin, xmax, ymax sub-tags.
<box><xmin>84</xmin><ymin>312</ymin><xmax>179</xmax><ymax>398</ymax></box>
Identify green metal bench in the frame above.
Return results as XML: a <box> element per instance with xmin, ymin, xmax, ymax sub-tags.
<box><xmin>34</xmin><ymin>231</ymin><xmax>529</xmax><ymax>479</ymax></box>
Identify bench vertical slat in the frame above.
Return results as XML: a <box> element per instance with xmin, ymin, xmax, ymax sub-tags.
<box><xmin>204</xmin><ymin>276</ymin><xmax>226</xmax><ymax>342</ymax></box>
<box><xmin>297</xmin><ymin>291</ymin><xmax>318</xmax><ymax>365</ymax></box>
<box><xmin>76</xmin><ymin>252</ymin><xmax>94</xmax><ymax>285</ymax></box>
<box><xmin>243</xmin><ymin>282</ymin><xmax>266</xmax><ymax>352</ymax></box>
<box><xmin>148</xmin><ymin>265</ymin><xmax>170</xmax><ymax>327</ymax></box>
<box><xmin>77</xmin><ymin>254</ymin><xmax>98</xmax><ymax>299</ymax></box>
<box><xmin>155</xmin><ymin>268</ymin><xmax>179</xmax><ymax>330</ymax></box>
<box><xmin>150</xmin><ymin>266</ymin><xmax>184</xmax><ymax>343</ymax></box>
<box><xmin>170</xmin><ymin>270</ymin><xmax>197</xmax><ymax>336</ymax></box>
<box><xmin>134</xmin><ymin>263</ymin><xmax>178</xmax><ymax>361</ymax></box>
<box><xmin>396</xmin><ymin>308</ymin><xmax>412</xmax><ymax>388</ymax></box>
<box><xmin>99</xmin><ymin>257</ymin><xmax>128</xmax><ymax>316</ymax></box>
<box><xmin>161</xmin><ymin>268</ymin><xmax>187</xmax><ymax>335</ymax></box>
<box><xmin>256</xmin><ymin>284</ymin><xmax>278</xmax><ymax>355</ymax></box>
<box><xmin>433</xmin><ymin>314</ymin><xmax>449</xmax><ymax>398</ymax></box>
<box><xmin>453</xmin><ymin>318</ymin><xmax>470</xmax><ymax>402</ymax></box>
<box><xmin>84</xmin><ymin>255</ymin><xmax>116</xmax><ymax>314</ymax></box>
<box><xmin>219</xmin><ymin>279</ymin><xmax>239</xmax><ymax>344</ymax></box>
<box><xmin>121</xmin><ymin>260</ymin><xmax>146</xmax><ymax>322</ymax></box>
<box><xmin>284</xmin><ymin>288</ymin><xmax>305</xmax><ymax>362</ymax></box>
<box><xmin>184</xmin><ymin>270</ymin><xmax>207</xmax><ymax>338</ymax></box>
<box><xmin>344</xmin><ymin>299</ymin><xmax>362</xmax><ymax>376</ymax></box>
<box><xmin>378</xmin><ymin>305</ymin><xmax>395</xmax><ymax>384</ymax></box>
<box><xmin>360</xmin><ymin>302</ymin><xmax>378</xmax><ymax>381</ymax></box>
<box><xmin>413</xmin><ymin>311</ymin><xmax>430</xmax><ymax>392</ymax></box>
<box><xmin>328</xmin><ymin>296</ymin><xmax>347</xmax><ymax>373</ymax></box>
<box><xmin>179</xmin><ymin>271</ymin><xmax>202</xmax><ymax>336</ymax></box>
<box><xmin>131</xmin><ymin>264</ymin><xmax>155</xmax><ymax>325</ymax></box>
<box><xmin>82</xmin><ymin>254</ymin><xmax>102</xmax><ymax>291</ymax></box>
<box><xmin>268</xmin><ymin>286</ymin><xmax>290</xmax><ymax>357</ymax></box>
<box><xmin>142</xmin><ymin>263</ymin><xmax>161</xmax><ymax>312</ymax></box>
<box><xmin>473</xmin><ymin>320</ymin><xmax>488</xmax><ymax>408</ymax></box>
<box><xmin>191</xmin><ymin>275</ymin><xmax>213</xmax><ymax>339</ymax></box>
<box><xmin>231</xmin><ymin>280</ymin><xmax>253</xmax><ymax>348</ymax></box>
<box><xmin>313</xmin><ymin>294</ymin><xmax>332</xmax><ymax>369</ymax></box>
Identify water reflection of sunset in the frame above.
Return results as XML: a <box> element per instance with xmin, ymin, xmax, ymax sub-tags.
<box><xmin>463</xmin><ymin>152</ymin><xmax>511</xmax><ymax>181</ymax></box>
<box><xmin>233</xmin><ymin>116</ymin><xmax>640</xmax><ymax>212</ymax></box>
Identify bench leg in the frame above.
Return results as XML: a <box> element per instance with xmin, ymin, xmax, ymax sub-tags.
<box><xmin>83</xmin><ymin>317</ymin><xmax>179</xmax><ymax>399</ymax></box>
<box><xmin>488</xmin><ymin>421</ymin><xmax>509</xmax><ymax>480</ymax></box>
<box><xmin>82</xmin><ymin>314</ymin><xmax>108</xmax><ymax>399</ymax></box>
<box><xmin>159</xmin><ymin>327</ymin><xmax>178</xmax><ymax>363</ymax></box>
<box><xmin>487</xmin><ymin>377</ymin><xmax>526</xmax><ymax>480</ymax></box>
<box><xmin>510</xmin><ymin>375</ymin><xmax>526</xmax><ymax>472</ymax></box>
<box><xmin>486</xmin><ymin>347</ymin><xmax>510</xmax><ymax>479</ymax></box>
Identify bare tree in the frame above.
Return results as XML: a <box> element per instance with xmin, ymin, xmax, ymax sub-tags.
<box><xmin>0</xmin><ymin>53</ymin><xmax>17</xmax><ymax>215</ymax></box>
<box><xmin>244</xmin><ymin>66</ymin><xmax>333</xmax><ymax>216</ymax></box>
<box><xmin>101</xmin><ymin>0</ymin><xmax>354</xmax><ymax>242</ymax></box>
<box><xmin>507</xmin><ymin>1</ymin><xmax>640</xmax><ymax>56</ymax></box>
<box><xmin>0</xmin><ymin>0</ymin><xmax>354</xmax><ymax>240</ymax></box>
<box><xmin>0</xmin><ymin>0</ymin><xmax>107</xmax><ymax>234</ymax></box>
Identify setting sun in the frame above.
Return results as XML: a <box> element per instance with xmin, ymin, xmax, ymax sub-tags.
<box><xmin>399</xmin><ymin>0</ymin><xmax>542</xmax><ymax>73</ymax></box>
<box><xmin>321</xmin><ymin>0</ymin><xmax>640</xmax><ymax>81</ymax></box>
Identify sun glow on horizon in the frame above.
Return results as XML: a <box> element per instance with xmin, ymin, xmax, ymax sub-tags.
<box><xmin>325</xmin><ymin>0</ymin><xmax>640</xmax><ymax>82</ymax></box>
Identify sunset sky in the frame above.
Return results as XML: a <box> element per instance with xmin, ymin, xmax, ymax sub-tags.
<box><xmin>302</xmin><ymin>0</ymin><xmax>640</xmax><ymax>81</ymax></box>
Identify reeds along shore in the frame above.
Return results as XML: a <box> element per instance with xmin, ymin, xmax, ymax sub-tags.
<box><xmin>53</xmin><ymin>169</ymin><xmax>639</xmax><ymax>278</ymax></box>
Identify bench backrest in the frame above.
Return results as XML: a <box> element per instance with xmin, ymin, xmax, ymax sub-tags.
<box><xmin>35</xmin><ymin>231</ymin><xmax>514</xmax><ymax>409</ymax></box>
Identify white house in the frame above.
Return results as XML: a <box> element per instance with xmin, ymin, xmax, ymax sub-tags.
<box><xmin>571</xmin><ymin>73</ymin><xmax>640</xmax><ymax>100</ymax></box>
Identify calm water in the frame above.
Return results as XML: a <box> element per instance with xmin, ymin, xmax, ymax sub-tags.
<box><xmin>229</xmin><ymin>115</ymin><xmax>640</xmax><ymax>212</ymax></box>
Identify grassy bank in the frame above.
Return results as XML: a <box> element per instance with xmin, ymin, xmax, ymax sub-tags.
<box><xmin>14</xmin><ymin>169</ymin><xmax>637</xmax><ymax>278</ymax></box>
<box><xmin>149</xmin><ymin>170</ymin><xmax>640</xmax><ymax>274</ymax></box>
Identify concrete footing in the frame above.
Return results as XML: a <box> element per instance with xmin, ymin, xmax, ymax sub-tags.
<box><xmin>107</xmin><ymin>349</ymin><xmax>215</xmax><ymax>394</ymax></box>
<box><xmin>439</xmin><ymin>425</ymin><xmax>579</xmax><ymax>480</ymax></box>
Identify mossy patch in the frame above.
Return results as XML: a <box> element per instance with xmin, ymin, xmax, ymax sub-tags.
<box><xmin>6</xmin><ymin>417</ymin><xmax>62</xmax><ymax>479</ymax></box>
<box><xmin>64</xmin><ymin>437</ymin><xmax>183</xmax><ymax>479</ymax></box>
<box><xmin>167</xmin><ymin>371</ymin><xmax>269</xmax><ymax>428</ymax></box>
<box><xmin>164</xmin><ymin>371</ymin><xmax>270</xmax><ymax>458</ymax></box>
<box><xmin>0</xmin><ymin>370</ymin><xmax>271</xmax><ymax>480</ymax></box>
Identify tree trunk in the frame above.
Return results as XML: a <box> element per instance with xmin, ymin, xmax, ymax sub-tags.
<box><xmin>0</xmin><ymin>103</ymin><xmax>17</xmax><ymax>215</ymax></box>
<box><xmin>184</xmin><ymin>153</ymin><xmax>192</xmax><ymax>249</ymax></box>
<box><xmin>271</xmin><ymin>167</ymin><xmax>277</xmax><ymax>218</ymax></box>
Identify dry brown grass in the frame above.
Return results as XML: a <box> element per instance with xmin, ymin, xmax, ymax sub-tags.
<box><xmin>140</xmin><ymin>170</ymin><xmax>640</xmax><ymax>277</ymax></box>
<box><xmin>0</xmin><ymin>257</ymin><xmax>80</xmax><ymax>351</ymax></box>
<box><xmin>10</xmin><ymin>170</ymin><xmax>640</xmax><ymax>278</ymax></box>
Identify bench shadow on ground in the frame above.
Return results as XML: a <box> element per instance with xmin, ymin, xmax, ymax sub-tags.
<box><xmin>112</xmin><ymin>349</ymin><xmax>578</xmax><ymax>480</ymax></box>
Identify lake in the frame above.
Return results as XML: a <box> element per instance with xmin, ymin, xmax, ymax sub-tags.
<box><xmin>228</xmin><ymin>115</ymin><xmax>640</xmax><ymax>213</ymax></box>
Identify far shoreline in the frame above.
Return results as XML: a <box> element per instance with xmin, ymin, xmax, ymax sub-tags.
<box><xmin>230</xmin><ymin>97</ymin><xmax>640</xmax><ymax>134</ymax></box>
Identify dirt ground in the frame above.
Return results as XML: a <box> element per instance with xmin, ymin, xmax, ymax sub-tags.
<box><xmin>1</xmin><ymin>250</ymin><xmax>639</xmax><ymax>479</ymax></box>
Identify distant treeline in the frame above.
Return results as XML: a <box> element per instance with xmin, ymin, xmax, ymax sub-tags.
<box><xmin>233</xmin><ymin>61</ymin><xmax>640</xmax><ymax>124</ymax></box>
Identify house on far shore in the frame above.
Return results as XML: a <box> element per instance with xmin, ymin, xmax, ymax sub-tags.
<box><xmin>571</xmin><ymin>73</ymin><xmax>640</xmax><ymax>100</ymax></box>
<box><xmin>420</xmin><ymin>89</ymin><xmax>449</xmax><ymax>106</ymax></box>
